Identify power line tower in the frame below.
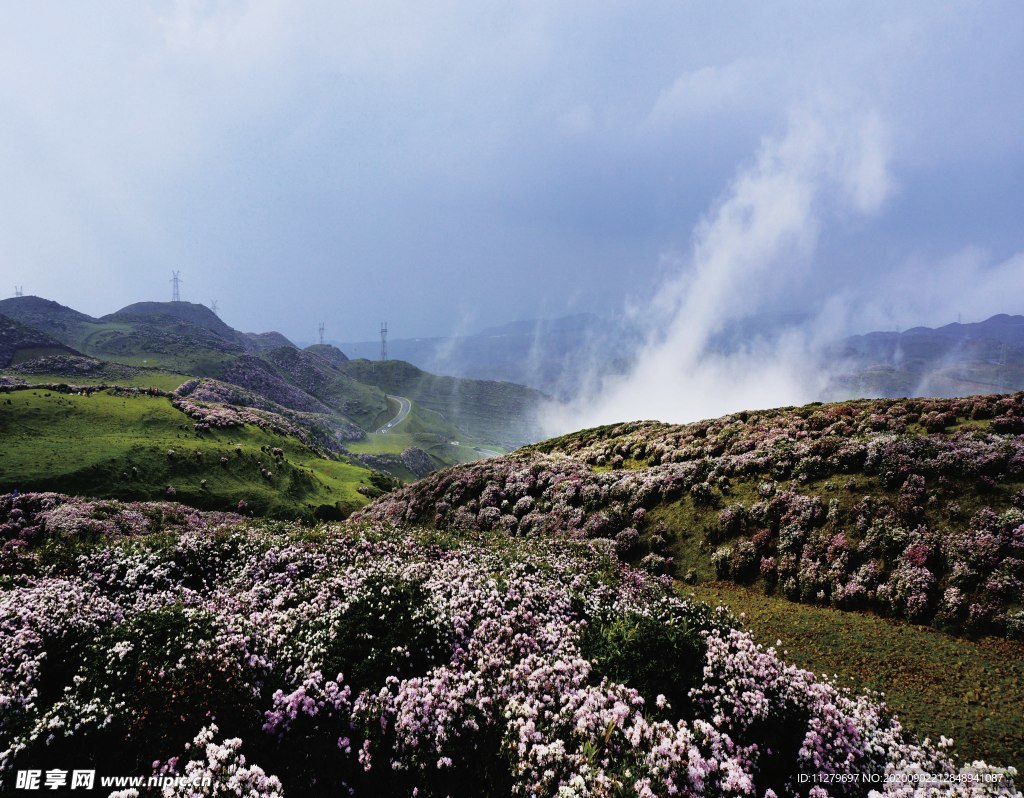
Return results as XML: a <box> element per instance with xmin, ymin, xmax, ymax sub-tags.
<box><xmin>318</xmin><ymin>323</ymin><xmax>325</xmax><ymax>346</ymax></box>
<box><xmin>211</xmin><ymin>299</ymin><xmax>219</xmax><ymax>315</ymax></box>
<box><xmin>14</xmin><ymin>286</ymin><xmax>23</xmax><ymax>297</ymax></box>
<box><xmin>380</xmin><ymin>322</ymin><xmax>388</xmax><ymax>361</ymax></box>
<box><xmin>170</xmin><ymin>271</ymin><xmax>183</xmax><ymax>302</ymax></box>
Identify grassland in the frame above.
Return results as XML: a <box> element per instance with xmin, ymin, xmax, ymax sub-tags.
<box><xmin>341</xmin><ymin>358</ymin><xmax>545</xmax><ymax>449</ymax></box>
<box><xmin>0</xmin><ymin>388</ymin><xmax>376</xmax><ymax>519</ymax></box>
<box><xmin>686</xmin><ymin>580</ymin><xmax>1024</xmax><ymax>773</ymax></box>
<box><xmin>348</xmin><ymin>403</ymin><xmax>499</xmax><ymax>467</ymax></box>
<box><xmin>9</xmin><ymin>369</ymin><xmax>191</xmax><ymax>392</ymax></box>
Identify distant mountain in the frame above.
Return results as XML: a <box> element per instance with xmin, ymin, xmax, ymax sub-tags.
<box><xmin>103</xmin><ymin>301</ymin><xmax>240</xmax><ymax>338</ymax></box>
<box><xmin>473</xmin><ymin>312</ymin><xmax>609</xmax><ymax>338</ymax></box>
<box><xmin>340</xmin><ymin>358</ymin><xmax>546</xmax><ymax>450</ymax></box>
<box><xmin>0</xmin><ymin>297</ymin><xmax>548</xmax><ymax>471</ymax></box>
<box><xmin>0</xmin><ymin>297</ymin><xmax>304</xmax><ymax>364</ymax></box>
<box><xmin>341</xmin><ymin>313</ymin><xmax>643</xmax><ymax>398</ymax></box>
<box><xmin>338</xmin><ymin>310</ymin><xmax>1024</xmax><ymax>404</ymax></box>
<box><xmin>303</xmin><ymin>343</ymin><xmax>350</xmax><ymax>367</ymax></box>
<box><xmin>826</xmin><ymin>313</ymin><xmax>1024</xmax><ymax>399</ymax></box>
<box><xmin>248</xmin><ymin>331</ymin><xmax>298</xmax><ymax>351</ymax></box>
<box><xmin>0</xmin><ymin>296</ymin><xmax>97</xmax><ymax>346</ymax></box>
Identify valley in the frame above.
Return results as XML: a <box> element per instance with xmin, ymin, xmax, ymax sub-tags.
<box><xmin>0</xmin><ymin>296</ymin><xmax>548</xmax><ymax>516</ymax></box>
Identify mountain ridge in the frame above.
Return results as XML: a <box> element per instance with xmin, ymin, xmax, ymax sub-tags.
<box><xmin>0</xmin><ymin>296</ymin><xmax>548</xmax><ymax>474</ymax></box>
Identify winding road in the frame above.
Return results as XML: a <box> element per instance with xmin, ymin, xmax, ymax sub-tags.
<box><xmin>376</xmin><ymin>395</ymin><xmax>412</xmax><ymax>433</ymax></box>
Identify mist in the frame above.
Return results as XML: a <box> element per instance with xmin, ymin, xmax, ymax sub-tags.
<box><xmin>543</xmin><ymin>104</ymin><xmax>893</xmax><ymax>433</ymax></box>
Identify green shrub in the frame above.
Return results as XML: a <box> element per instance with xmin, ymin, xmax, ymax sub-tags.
<box><xmin>579</xmin><ymin>607</ymin><xmax>715</xmax><ymax>719</ymax></box>
<box><xmin>303</xmin><ymin>575</ymin><xmax>452</xmax><ymax>694</ymax></box>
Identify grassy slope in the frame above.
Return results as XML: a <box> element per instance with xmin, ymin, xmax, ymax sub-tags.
<box><xmin>341</xmin><ymin>358</ymin><xmax>544</xmax><ymax>449</ymax></box>
<box><xmin>348</xmin><ymin>403</ymin><xmax>494</xmax><ymax>467</ymax></box>
<box><xmin>9</xmin><ymin>369</ymin><xmax>191</xmax><ymax>392</ymax></box>
<box><xmin>548</xmin><ymin>410</ymin><xmax>1024</xmax><ymax>773</ymax></box>
<box><xmin>257</xmin><ymin>346</ymin><xmax>388</xmax><ymax>431</ymax></box>
<box><xmin>0</xmin><ymin>389</ymin><xmax>375</xmax><ymax>519</ymax></box>
<box><xmin>535</xmin><ymin>411</ymin><xmax>1024</xmax><ymax>594</ymax></box>
<box><xmin>361</xmin><ymin>396</ymin><xmax>1024</xmax><ymax>775</ymax></box>
<box><xmin>687</xmin><ymin>581</ymin><xmax>1024</xmax><ymax>772</ymax></box>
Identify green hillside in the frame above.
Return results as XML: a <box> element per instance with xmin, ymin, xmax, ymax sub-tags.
<box><xmin>340</xmin><ymin>358</ymin><xmax>546</xmax><ymax>449</ymax></box>
<box><xmin>0</xmin><ymin>386</ymin><xmax>384</xmax><ymax>520</ymax></box>
<box><xmin>354</xmin><ymin>393</ymin><xmax>1024</xmax><ymax>769</ymax></box>
<box><xmin>0</xmin><ymin>297</ymin><xmax>552</xmax><ymax>499</ymax></box>
<box><xmin>0</xmin><ymin>314</ymin><xmax>78</xmax><ymax>367</ymax></box>
<box><xmin>0</xmin><ymin>297</ymin><xmax>244</xmax><ymax>375</ymax></box>
<box><xmin>687</xmin><ymin>580</ymin><xmax>1024</xmax><ymax>771</ymax></box>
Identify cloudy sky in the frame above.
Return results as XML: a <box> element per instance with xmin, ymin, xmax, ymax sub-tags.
<box><xmin>2</xmin><ymin>1</ymin><xmax>1022</xmax><ymax>344</ymax></box>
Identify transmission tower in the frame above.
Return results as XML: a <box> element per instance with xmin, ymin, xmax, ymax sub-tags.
<box><xmin>380</xmin><ymin>322</ymin><xmax>388</xmax><ymax>361</ymax></box>
<box><xmin>211</xmin><ymin>299</ymin><xmax>219</xmax><ymax>315</ymax></box>
<box><xmin>170</xmin><ymin>271</ymin><xmax>183</xmax><ymax>302</ymax></box>
<box><xmin>14</xmin><ymin>286</ymin><xmax>23</xmax><ymax>297</ymax></box>
<box><xmin>318</xmin><ymin>323</ymin><xmax>325</xmax><ymax>345</ymax></box>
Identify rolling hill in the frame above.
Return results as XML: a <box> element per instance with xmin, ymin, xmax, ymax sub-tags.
<box><xmin>354</xmin><ymin>392</ymin><xmax>1024</xmax><ymax>768</ymax></box>
<box><xmin>358</xmin><ymin>392</ymin><xmax>1024</xmax><ymax>637</ymax></box>
<box><xmin>0</xmin><ymin>314</ymin><xmax>78</xmax><ymax>367</ymax></box>
<box><xmin>339</xmin><ymin>358</ymin><xmax>546</xmax><ymax>450</ymax></box>
<box><xmin>0</xmin><ymin>384</ymin><xmax>393</xmax><ymax>520</ymax></box>
<box><xmin>0</xmin><ymin>296</ymin><xmax>549</xmax><ymax>488</ymax></box>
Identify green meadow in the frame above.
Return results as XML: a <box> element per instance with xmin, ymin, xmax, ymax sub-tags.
<box><xmin>0</xmin><ymin>388</ymin><xmax>376</xmax><ymax>520</ymax></box>
<box><xmin>687</xmin><ymin>581</ymin><xmax>1024</xmax><ymax>774</ymax></box>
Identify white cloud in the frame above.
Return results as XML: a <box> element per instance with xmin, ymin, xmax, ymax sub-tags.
<box><xmin>646</xmin><ymin>59</ymin><xmax>777</xmax><ymax>130</ymax></box>
<box><xmin>545</xmin><ymin>103</ymin><xmax>894</xmax><ymax>431</ymax></box>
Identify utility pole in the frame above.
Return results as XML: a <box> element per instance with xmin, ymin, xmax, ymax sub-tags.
<box><xmin>318</xmin><ymin>322</ymin><xmax>325</xmax><ymax>346</ymax></box>
<box><xmin>170</xmin><ymin>271</ymin><xmax>183</xmax><ymax>302</ymax></box>
<box><xmin>380</xmin><ymin>322</ymin><xmax>388</xmax><ymax>362</ymax></box>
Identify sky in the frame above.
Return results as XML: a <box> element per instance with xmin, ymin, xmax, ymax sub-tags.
<box><xmin>1</xmin><ymin>1</ymin><xmax>1023</xmax><ymax>346</ymax></box>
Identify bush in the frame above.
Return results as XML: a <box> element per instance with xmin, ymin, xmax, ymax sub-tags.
<box><xmin>729</xmin><ymin>539</ymin><xmax>759</xmax><ymax>583</ymax></box>
<box><xmin>301</xmin><ymin>576</ymin><xmax>452</xmax><ymax>695</ymax></box>
<box><xmin>579</xmin><ymin>608</ymin><xmax>710</xmax><ymax>719</ymax></box>
<box><xmin>26</xmin><ymin>605</ymin><xmax>257</xmax><ymax>775</ymax></box>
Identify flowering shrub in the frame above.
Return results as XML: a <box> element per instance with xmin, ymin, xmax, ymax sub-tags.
<box><xmin>174</xmin><ymin>377</ymin><xmax>363</xmax><ymax>450</ymax></box>
<box><xmin>357</xmin><ymin>393</ymin><xmax>1024</xmax><ymax>636</ymax></box>
<box><xmin>0</xmin><ymin>492</ymin><xmax>240</xmax><ymax>559</ymax></box>
<box><xmin>1</xmin><ymin>500</ymin><xmax>1017</xmax><ymax>795</ymax></box>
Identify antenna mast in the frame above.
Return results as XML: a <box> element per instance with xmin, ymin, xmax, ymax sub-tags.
<box><xmin>170</xmin><ymin>271</ymin><xmax>183</xmax><ymax>302</ymax></box>
<box><xmin>318</xmin><ymin>322</ymin><xmax>325</xmax><ymax>346</ymax></box>
<box><xmin>380</xmin><ymin>322</ymin><xmax>388</xmax><ymax>361</ymax></box>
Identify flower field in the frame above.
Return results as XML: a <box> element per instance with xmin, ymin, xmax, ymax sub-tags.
<box><xmin>0</xmin><ymin>491</ymin><xmax>1020</xmax><ymax>796</ymax></box>
<box><xmin>357</xmin><ymin>394</ymin><xmax>1024</xmax><ymax>639</ymax></box>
